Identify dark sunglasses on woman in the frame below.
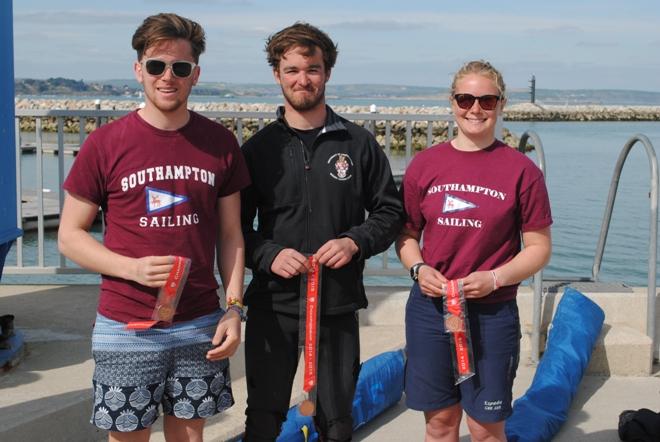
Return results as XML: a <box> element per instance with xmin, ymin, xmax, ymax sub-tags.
<box><xmin>453</xmin><ymin>93</ymin><xmax>501</xmax><ymax>111</ymax></box>
<box><xmin>141</xmin><ymin>59</ymin><xmax>197</xmax><ymax>78</ymax></box>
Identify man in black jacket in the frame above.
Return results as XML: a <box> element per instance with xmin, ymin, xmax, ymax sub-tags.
<box><xmin>241</xmin><ymin>22</ymin><xmax>404</xmax><ymax>442</ymax></box>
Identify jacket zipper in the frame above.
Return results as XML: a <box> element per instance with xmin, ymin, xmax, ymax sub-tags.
<box><xmin>299</xmin><ymin>138</ymin><xmax>313</xmax><ymax>252</ymax></box>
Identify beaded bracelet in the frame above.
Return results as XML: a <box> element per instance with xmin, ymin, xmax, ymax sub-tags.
<box><xmin>227</xmin><ymin>297</ymin><xmax>246</xmax><ymax>321</ymax></box>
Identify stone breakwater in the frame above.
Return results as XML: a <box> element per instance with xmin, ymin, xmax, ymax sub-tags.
<box><xmin>12</xmin><ymin>98</ymin><xmax>472</xmax><ymax>150</ymax></box>
<box><xmin>17</xmin><ymin>98</ymin><xmax>660</xmax><ymax>150</ymax></box>
<box><xmin>505</xmin><ymin>102</ymin><xmax>660</xmax><ymax>121</ymax></box>
<box><xmin>16</xmin><ymin>98</ymin><xmax>660</xmax><ymax>120</ymax></box>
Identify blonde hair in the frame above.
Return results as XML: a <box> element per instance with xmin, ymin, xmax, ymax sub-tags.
<box><xmin>450</xmin><ymin>60</ymin><xmax>506</xmax><ymax>98</ymax></box>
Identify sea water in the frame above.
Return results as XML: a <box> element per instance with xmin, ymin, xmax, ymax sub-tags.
<box><xmin>4</xmin><ymin>120</ymin><xmax>660</xmax><ymax>287</ymax></box>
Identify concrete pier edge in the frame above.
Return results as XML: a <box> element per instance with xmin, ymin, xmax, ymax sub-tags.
<box><xmin>1</xmin><ymin>283</ymin><xmax>658</xmax><ymax>441</ymax></box>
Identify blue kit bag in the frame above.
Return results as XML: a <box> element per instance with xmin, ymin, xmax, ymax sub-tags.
<box><xmin>274</xmin><ymin>349</ymin><xmax>405</xmax><ymax>441</ymax></box>
<box><xmin>505</xmin><ymin>287</ymin><xmax>605</xmax><ymax>442</ymax></box>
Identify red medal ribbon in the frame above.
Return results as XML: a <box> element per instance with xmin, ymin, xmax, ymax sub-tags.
<box><xmin>126</xmin><ymin>256</ymin><xmax>188</xmax><ymax>330</ymax></box>
<box><xmin>125</xmin><ymin>320</ymin><xmax>158</xmax><ymax>330</ymax></box>
<box><xmin>303</xmin><ymin>256</ymin><xmax>320</xmax><ymax>392</ymax></box>
<box><xmin>164</xmin><ymin>256</ymin><xmax>187</xmax><ymax>298</ymax></box>
<box><xmin>447</xmin><ymin>279</ymin><xmax>470</xmax><ymax>375</ymax></box>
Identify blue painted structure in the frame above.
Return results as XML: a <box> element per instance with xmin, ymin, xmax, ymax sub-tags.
<box><xmin>0</xmin><ymin>0</ymin><xmax>22</xmax><ymax>248</ymax></box>
<box><xmin>0</xmin><ymin>0</ymin><xmax>24</xmax><ymax>370</ymax></box>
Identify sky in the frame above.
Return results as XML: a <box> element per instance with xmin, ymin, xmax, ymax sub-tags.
<box><xmin>10</xmin><ymin>0</ymin><xmax>660</xmax><ymax>92</ymax></box>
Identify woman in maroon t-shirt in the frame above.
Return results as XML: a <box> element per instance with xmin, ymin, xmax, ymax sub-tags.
<box><xmin>397</xmin><ymin>60</ymin><xmax>552</xmax><ymax>442</ymax></box>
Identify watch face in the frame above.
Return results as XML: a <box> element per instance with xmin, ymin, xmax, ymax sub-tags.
<box><xmin>410</xmin><ymin>263</ymin><xmax>422</xmax><ymax>281</ymax></box>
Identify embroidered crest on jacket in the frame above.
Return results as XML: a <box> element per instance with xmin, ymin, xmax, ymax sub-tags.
<box><xmin>328</xmin><ymin>153</ymin><xmax>353</xmax><ymax>181</ymax></box>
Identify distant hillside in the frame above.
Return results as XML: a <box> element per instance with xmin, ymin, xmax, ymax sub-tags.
<box><xmin>14</xmin><ymin>77</ymin><xmax>660</xmax><ymax>106</ymax></box>
<box><xmin>15</xmin><ymin>77</ymin><xmax>233</xmax><ymax>97</ymax></box>
<box><xmin>109</xmin><ymin>81</ymin><xmax>449</xmax><ymax>99</ymax></box>
<box><xmin>15</xmin><ymin>77</ymin><xmax>449</xmax><ymax>99</ymax></box>
<box><xmin>15</xmin><ymin>77</ymin><xmax>133</xmax><ymax>96</ymax></box>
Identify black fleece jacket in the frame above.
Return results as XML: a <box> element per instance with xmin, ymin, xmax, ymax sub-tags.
<box><xmin>240</xmin><ymin>106</ymin><xmax>404</xmax><ymax>315</ymax></box>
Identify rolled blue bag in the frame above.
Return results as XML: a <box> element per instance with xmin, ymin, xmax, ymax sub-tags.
<box><xmin>352</xmin><ymin>349</ymin><xmax>405</xmax><ymax>430</ymax></box>
<box><xmin>276</xmin><ymin>407</ymin><xmax>317</xmax><ymax>442</ymax></box>
<box><xmin>505</xmin><ymin>287</ymin><xmax>605</xmax><ymax>442</ymax></box>
<box><xmin>273</xmin><ymin>349</ymin><xmax>406</xmax><ymax>441</ymax></box>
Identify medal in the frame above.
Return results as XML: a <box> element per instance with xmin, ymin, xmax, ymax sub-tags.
<box><xmin>156</xmin><ymin>304</ymin><xmax>175</xmax><ymax>321</ymax></box>
<box><xmin>299</xmin><ymin>399</ymin><xmax>315</xmax><ymax>416</ymax></box>
<box><xmin>444</xmin><ymin>279</ymin><xmax>475</xmax><ymax>383</ymax></box>
<box><xmin>127</xmin><ymin>256</ymin><xmax>190</xmax><ymax>330</ymax></box>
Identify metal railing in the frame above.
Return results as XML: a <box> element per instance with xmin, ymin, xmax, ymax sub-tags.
<box><xmin>9</xmin><ymin>109</ymin><xmax>659</xmax><ymax>358</ymax></box>
<box><xmin>517</xmin><ymin>131</ymin><xmax>547</xmax><ymax>364</ymax></box>
<box><xmin>519</xmin><ymin>131</ymin><xmax>659</xmax><ymax>362</ymax></box>
<box><xmin>591</xmin><ymin>135</ymin><xmax>658</xmax><ymax>359</ymax></box>
<box><xmin>7</xmin><ymin>108</ymin><xmax>455</xmax><ymax>276</ymax></box>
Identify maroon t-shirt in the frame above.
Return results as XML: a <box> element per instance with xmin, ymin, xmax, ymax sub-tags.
<box><xmin>63</xmin><ymin>111</ymin><xmax>250</xmax><ymax>322</ymax></box>
<box><xmin>401</xmin><ymin>140</ymin><xmax>552</xmax><ymax>303</ymax></box>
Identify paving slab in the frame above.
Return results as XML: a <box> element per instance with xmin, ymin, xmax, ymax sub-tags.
<box><xmin>1</xmin><ymin>283</ymin><xmax>659</xmax><ymax>442</ymax></box>
<box><xmin>353</xmin><ymin>362</ymin><xmax>660</xmax><ymax>441</ymax></box>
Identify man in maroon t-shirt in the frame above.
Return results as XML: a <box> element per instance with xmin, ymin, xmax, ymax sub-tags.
<box><xmin>58</xmin><ymin>13</ymin><xmax>249</xmax><ymax>440</ymax></box>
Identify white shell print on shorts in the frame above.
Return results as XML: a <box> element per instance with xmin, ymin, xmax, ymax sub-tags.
<box><xmin>197</xmin><ymin>397</ymin><xmax>217</xmax><ymax>418</ymax></box>
<box><xmin>210</xmin><ymin>371</ymin><xmax>225</xmax><ymax>395</ymax></box>
<box><xmin>218</xmin><ymin>391</ymin><xmax>233</xmax><ymax>411</ymax></box>
<box><xmin>116</xmin><ymin>410</ymin><xmax>139</xmax><ymax>432</ymax></box>
<box><xmin>173</xmin><ymin>398</ymin><xmax>196</xmax><ymax>419</ymax></box>
<box><xmin>153</xmin><ymin>381</ymin><xmax>165</xmax><ymax>402</ymax></box>
<box><xmin>167</xmin><ymin>376</ymin><xmax>183</xmax><ymax>397</ymax></box>
<box><xmin>141</xmin><ymin>405</ymin><xmax>158</xmax><ymax>428</ymax></box>
<box><xmin>104</xmin><ymin>386</ymin><xmax>127</xmax><ymax>411</ymax></box>
<box><xmin>94</xmin><ymin>407</ymin><xmax>113</xmax><ymax>430</ymax></box>
<box><xmin>129</xmin><ymin>386</ymin><xmax>151</xmax><ymax>410</ymax></box>
<box><xmin>94</xmin><ymin>384</ymin><xmax>103</xmax><ymax>405</ymax></box>
<box><xmin>185</xmin><ymin>378</ymin><xmax>209</xmax><ymax>400</ymax></box>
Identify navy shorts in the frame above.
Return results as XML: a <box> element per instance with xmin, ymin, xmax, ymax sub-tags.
<box><xmin>404</xmin><ymin>283</ymin><xmax>520</xmax><ymax>423</ymax></box>
<box><xmin>90</xmin><ymin>311</ymin><xmax>234</xmax><ymax>432</ymax></box>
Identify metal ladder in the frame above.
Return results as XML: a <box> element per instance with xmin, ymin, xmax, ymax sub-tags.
<box><xmin>518</xmin><ymin>132</ymin><xmax>659</xmax><ymax>363</ymax></box>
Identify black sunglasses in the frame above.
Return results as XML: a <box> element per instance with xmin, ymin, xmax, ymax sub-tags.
<box><xmin>453</xmin><ymin>93</ymin><xmax>501</xmax><ymax>111</ymax></box>
<box><xmin>142</xmin><ymin>58</ymin><xmax>197</xmax><ymax>78</ymax></box>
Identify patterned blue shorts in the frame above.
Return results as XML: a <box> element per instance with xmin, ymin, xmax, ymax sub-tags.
<box><xmin>90</xmin><ymin>311</ymin><xmax>234</xmax><ymax>432</ymax></box>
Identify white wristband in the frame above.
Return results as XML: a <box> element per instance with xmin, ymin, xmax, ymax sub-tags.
<box><xmin>491</xmin><ymin>270</ymin><xmax>500</xmax><ymax>291</ymax></box>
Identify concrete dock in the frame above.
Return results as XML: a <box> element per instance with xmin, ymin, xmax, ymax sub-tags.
<box><xmin>0</xmin><ymin>283</ymin><xmax>658</xmax><ymax>441</ymax></box>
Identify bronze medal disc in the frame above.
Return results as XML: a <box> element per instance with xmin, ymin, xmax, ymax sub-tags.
<box><xmin>157</xmin><ymin>305</ymin><xmax>175</xmax><ymax>321</ymax></box>
<box><xmin>445</xmin><ymin>314</ymin><xmax>463</xmax><ymax>332</ymax></box>
<box><xmin>299</xmin><ymin>399</ymin><xmax>315</xmax><ymax>416</ymax></box>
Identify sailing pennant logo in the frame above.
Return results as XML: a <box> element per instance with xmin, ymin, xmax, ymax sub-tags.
<box><xmin>443</xmin><ymin>193</ymin><xmax>477</xmax><ymax>213</ymax></box>
<box><xmin>145</xmin><ymin>187</ymin><xmax>188</xmax><ymax>214</ymax></box>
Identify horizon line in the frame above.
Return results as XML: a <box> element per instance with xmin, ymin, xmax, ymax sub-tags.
<box><xmin>13</xmin><ymin>77</ymin><xmax>660</xmax><ymax>95</ymax></box>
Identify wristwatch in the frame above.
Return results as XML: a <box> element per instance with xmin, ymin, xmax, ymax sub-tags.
<box><xmin>410</xmin><ymin>262</ymin><xmax>426</xmax><ymax>281</ymax></box>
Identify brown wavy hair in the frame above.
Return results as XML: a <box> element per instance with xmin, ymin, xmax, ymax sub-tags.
<box><xmin>131</xmin><ymin>13</ymin><xmax>206</xmax><ymax>62</ymax></box>
<box><xmin>265</xmin><ymin>22</ymin><xmax>338</xmax><ymax>73</ymax></box>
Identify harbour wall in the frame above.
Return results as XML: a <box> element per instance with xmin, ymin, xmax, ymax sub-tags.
<box><xmin>14</xmin><ymin>98</ymin><xmax>660</xmax><ymax>151</ymax></box>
